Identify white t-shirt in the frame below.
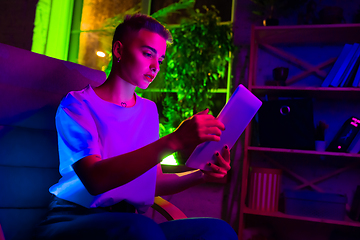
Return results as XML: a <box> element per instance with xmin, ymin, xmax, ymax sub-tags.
<box><xmin>50</xmin><ymin>85</ymin><xmax>159</xmax><ymax>213</ymax></box>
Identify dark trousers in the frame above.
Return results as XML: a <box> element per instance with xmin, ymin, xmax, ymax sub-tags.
<box><xmin>34</xmin><ymin>196</ymin><xmax>238</xmax><ymax>240</ymax></box>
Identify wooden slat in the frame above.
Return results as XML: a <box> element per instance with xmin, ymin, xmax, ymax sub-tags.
<box><xmin>263</xmin><ymin>155</ymin><xmax>324</xmax><ymax>192</ymax></box>
<box><xmin>262</xmin><ymin>43</ymin><xmax>328</xmax><ymax>77</ymax></box>
<box><xmin>243</xmin><ymin>207</ymin><xmax>360</xmax><ymax>227</ymax></box>
<box><xmin>286</xmin><ymin>57</ymin><xmax>337</xmax><ymax>85</ymax></box>
<box><xmin>294</xmin><ymin>161</ymin><xmax>360</xmax><ymax>190</ymax></box>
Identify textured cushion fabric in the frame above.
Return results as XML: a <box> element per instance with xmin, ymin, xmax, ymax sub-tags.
<box><xmin>0</xmin><ymin>84</ymin><xmax>61</xmax><ymax>130</ymax></box>
<box><xmin>0</xmin><ymin>125</ymin><xmax>58</xmax><ymax>168</ymax></box>
<box><xmin>0</xmin><ymin>43</ymin><xmax>105</xmax><ymax>94</ymax></box>
<box><xmin>0</xmin><ymin>42</ymin><xmax>106</xmax><ymax>240</ymax></box>
<box><xmin>0</xmin><ymin>126</ymin><xmax>59</xmax><ymax>240</ymax></box>
<box><xmin>0</xmin><ymin>165</ymin><xmax>60</xmax><ymax>208</ymax></box>
<box><xmin>0</xmin><ymin>43</ymin><xmax>106</xmax><ymax>129</ymax></box>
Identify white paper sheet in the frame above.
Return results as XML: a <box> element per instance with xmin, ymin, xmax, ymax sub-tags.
<box><xmin>185</xmin><ymin>84</ymin><xmax>262</xmax><ymax>171</ymax></box>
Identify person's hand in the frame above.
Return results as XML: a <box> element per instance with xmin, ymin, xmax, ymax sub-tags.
<box><xmin>171</xmin><ymin>109</ymin><xmax>225</xmax><ymax>151</ymax></box>
<box><xmin>202</xmin><ymin>145</ymin><xmax>231</xmax><ymax>180</ymax></box>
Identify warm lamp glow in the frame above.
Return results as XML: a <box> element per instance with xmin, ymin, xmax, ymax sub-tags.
<box><xmin>96</xmin><ymin>51</ymin><xmax>106</xmax><ymax>58</ymax></box>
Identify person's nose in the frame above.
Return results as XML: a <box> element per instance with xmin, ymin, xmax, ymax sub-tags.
<box><xmin>150</xmin><ymin>60</ymin><xmax>159</xmax><ymax>74</ymax></box>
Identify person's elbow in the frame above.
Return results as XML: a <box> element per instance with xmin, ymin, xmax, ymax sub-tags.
<box><xmin>72</xmin><ymin>155</ymin><xmax>106</xmax><ymax>196</ymax></box>
<box><xmin>83</xmin><ymin>181</ymin><xmax>104</xmax><ymax>196</ymax></box>
<box><xmin>75</xmin><ymin>171</ymin><xmax>105</xmax><ymax>196</ymax></box>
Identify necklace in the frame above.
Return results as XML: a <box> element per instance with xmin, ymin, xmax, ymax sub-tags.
<box><xmin>120</xmin><ymin>102</ymin><xmax>127</xmax><ymax>108</ymax></box>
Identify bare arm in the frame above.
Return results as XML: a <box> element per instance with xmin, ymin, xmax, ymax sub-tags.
<box><xmin>155</xmin><ymin>145</ymin><xmax>231</xmax><ymax>196</ymax></box>
<box><xmin>72</xmin><ymin>109</ymin><xmax>225</xmax><ymax>196</ymax></box>
<box><xmin>72</xmin><ymin>133</ymin><xmax>178</xmax><ymax>196</ymax></box>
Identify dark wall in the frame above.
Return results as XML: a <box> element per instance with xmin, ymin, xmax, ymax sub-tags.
<box><xmin>0</xmin><ymin>0</ymin><xmax>39</xmax><ymax>51</ymax></box>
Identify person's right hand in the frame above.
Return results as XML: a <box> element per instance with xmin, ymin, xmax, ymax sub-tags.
<box><xmin>171</xmin><ymin>109</ymin><xmax>225</xmax><ymax>151</ymax></box>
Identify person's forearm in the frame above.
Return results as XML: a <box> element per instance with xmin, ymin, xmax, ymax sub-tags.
<box><xmin>74</xmin><ymin>109</ymin><xmax>225</xmax><ymax>196</ymax></box>
<box><xmin>155</xmin><ymin>169</ymin><xmax>205</xmax><ymax>196</ymax></box>
<box><xmin>74</xmin><ymin>133</ymin><xmax>181</xmax><ymax>195</ymax></box>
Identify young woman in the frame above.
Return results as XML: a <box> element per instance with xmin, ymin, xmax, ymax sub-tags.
<box><xmin>35</xmin><ymin>14</ymin><xmax>237</xmax><ymax>240</ymax></box>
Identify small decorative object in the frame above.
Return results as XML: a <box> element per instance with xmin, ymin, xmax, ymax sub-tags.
<box><xmin>305</xmin><ymin>0</ymin><xmax>318</xmax><ymax>24</ymax></box>
<box><xmin>272</xmin><ymin>67</ymin><xmax>289</xmax><ymax>86</ymax></box>
<box><xmin>315</xmin><ymin>140</ymin><xmax>326</xmax><ymax>152</ymax></box>
<box><xmin>315</xmin><ymin>120</ymin><xmax>328</xmax><ymax>152</ymax></box>
<box><xmin>263</xmin><ymin>18</ymin><xmax>279</xmax><ymax>26</ymax></box>
<box><xmin>319</xmin><ymin>6</ymin><xmax>345</xmax><ymax>24</ymax></box>
<box><xmin>297</xmin><ymin>0</ymin><xmax>319</xmax><ymax>25</ymax></box>
<box><xmin>353</xmin><ymin>5</ymin><xmax>360</xmax><ymax>23</ymax></box>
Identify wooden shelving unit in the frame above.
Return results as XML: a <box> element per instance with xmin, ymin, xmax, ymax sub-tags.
<box><xmin>238</xmin><ymin>23</ymin><xmax>360</xmax><ymax>240</ymax></box>
<box><xmin>251</xmin><ymin>24</ymin><xmax>360</xmax><ymax>45</ymax></box>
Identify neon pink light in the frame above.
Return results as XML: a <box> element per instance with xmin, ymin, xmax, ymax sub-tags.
<box><xmin>351</xmin><ymin>118</ymin><xmax>360</xmax><ymax>127</ymax></box>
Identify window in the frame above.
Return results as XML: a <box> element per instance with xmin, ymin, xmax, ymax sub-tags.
<box><xmin>78</xmin><ymin>0</ymin><xmax>142</xmax><ymax>70</ymax></box>
<box><xmin>151</xmin><ymin>0</ymin><xmax>234</xmax><ymax>23</ymax></box>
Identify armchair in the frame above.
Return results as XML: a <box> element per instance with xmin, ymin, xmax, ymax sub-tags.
<box><xmin>0</xmin><ymin>43</ymin><xmax>186</xmax><ymax>240</ymax></box>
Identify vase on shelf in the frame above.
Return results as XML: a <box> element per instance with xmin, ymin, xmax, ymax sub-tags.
<box><xmin>273</xmin><ymin>67</ymin><xmax>289</xmax><ymax>86</ymax></box>
<box><xmin>319</xmin><ymin>6</ymin><xmax>345</xmax><ymax>24</ymax></box>
<box><xmin>263</xmin><ymin>18</ymin><xmax>279</xmax><ymax>26</ymax></box>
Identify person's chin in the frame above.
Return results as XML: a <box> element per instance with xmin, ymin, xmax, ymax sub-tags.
<box><xmin>137</xmin><ymin>82</ymin><xmax>151</xmax><ymax>90</ymax></box>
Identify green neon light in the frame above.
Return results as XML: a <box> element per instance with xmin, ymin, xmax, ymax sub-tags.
<box><xmin>161</xmin><ymin>153</ymin><xmax>178</xmax><ymax>166</ymax></box>
<box><xmin>32</xmin><ymin>0</ymin><xmax>74</xmax><ymax>60</ymax></box>
<box><xmin>32</xmin><ymin>0</ymin><xmax>51</xmax><ymax>55</ymax></box>
<box><xmin>46</xmin><ymin>0</ymin><xmax>74</xmax><ymax>60</ymax></box>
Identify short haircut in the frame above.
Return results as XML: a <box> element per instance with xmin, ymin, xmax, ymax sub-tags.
<box><xmin>112</xmin><ymin>14</ymin><xmax>172</xmax><ymax>51</ymax></box>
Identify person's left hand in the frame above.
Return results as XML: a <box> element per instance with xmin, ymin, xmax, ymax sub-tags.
<box><xmin>201</xmin><ymin>145</ymin><xmax>231</xmax><ymax>180</ymax></box>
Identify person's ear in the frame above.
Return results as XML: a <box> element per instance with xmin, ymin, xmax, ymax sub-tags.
<box><xmin>113</xmin><ymin>40</ymin><xmax>123</xmax><ymax>61</ymax></box>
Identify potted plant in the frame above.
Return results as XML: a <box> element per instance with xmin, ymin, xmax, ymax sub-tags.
<box><xmin>153</xmin><ymin>5</ymin><xmax>235</xmax><ymax>164</ymax></box>
<box><xmin>90</xmin><ymin>1</ymin><xmax>236</xmax><ymax>164</ymax></box>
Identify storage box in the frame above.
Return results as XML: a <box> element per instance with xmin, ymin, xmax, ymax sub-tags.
<box><xmin>283</xmin><ymin>190</ymin><xmax>347</xmax><ymax>220</ymax></box>
<box><xmin>257</xmin><ymin>98</ymin><xmax>315</xmax><ymax>150</ymax></box>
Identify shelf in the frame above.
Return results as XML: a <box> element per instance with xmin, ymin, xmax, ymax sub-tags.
<box><xmin>244</xmin><ymin>207</ymin><xmax>360</xmax><ymax>227</ymax></box>
<box><xmin>250</xmin><ymin>86</ymin><xmax>360</xmax><ymax>100</ymax></box>
<box><xmin>240</xmin><ymin>23</ymin><xmax>360</xmax><ymax>239</ymax></box>
<box><xmin>247</xmin><ymin>146</ymin><xmax>360</xmax><ymax>158</ymax></box>
<box><xmin>253</xmin><ymin>24</ymin><xmax>360</xmax><ymax>45</ymax></box>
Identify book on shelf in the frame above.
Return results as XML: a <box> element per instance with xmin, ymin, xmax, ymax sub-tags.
<box><xmin>347</xmin><ymin>131</ymin><xmax>360</xmax><ymax>154</ymax></box>
<box><xmin>349</xmin><ymin>185</ymin><xmax>360</xmax><ymax>221</ymax></box>
<box><xmin>352</xmin><ymin>61</ymin><xmax>360</xmax><ymax>87</ymax></box>
<box><xmin>321</xmin><ymin>44</ymin><xmax>352</xmax><ymax>87</ymax></box>
<box><xmin>340</xmin><ymin>45</ymin><xmax>360</xmax><ymax>87</ymax></box>
<box><xmin>330</xmin><ymin>43</ymin><xmax>360</xmax><ymax>87</ymax></box>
